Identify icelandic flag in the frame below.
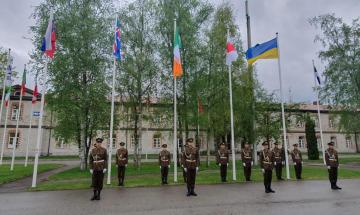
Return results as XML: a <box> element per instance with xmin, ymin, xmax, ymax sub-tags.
<box><xmin>113</xmin><ymin>18</ymin><xmax>121</xmax><ymax>60</ymax></box>
<box><xmin>226</xmin><ymin>36</ymin><xmax>238</xmax><ymax>66</ymax></box>
<box><xmin>313</xmin><ymin>65</ymin><xmax>322</xmax><ymax>85</ymax></box>
<box><xmin>41</xmin><ymin>13</ymin><xmax>56</xmax><ymax>58</ymax></box>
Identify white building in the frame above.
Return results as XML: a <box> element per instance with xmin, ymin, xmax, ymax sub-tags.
<box><xmin>0</xmin><ymin>86</ymin><xmax>358</xmax><ymax>158</ymax></box>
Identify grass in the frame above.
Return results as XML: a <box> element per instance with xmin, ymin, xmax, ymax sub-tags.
<box><xmin>0</xmin><ymin>164</ymin><xmax>63</xmax><ymax>185</ymax></box>
<box><xmin>31</xmin><ymin>160</ymin><xmax>360</xmax><ymax>191</ymax></box>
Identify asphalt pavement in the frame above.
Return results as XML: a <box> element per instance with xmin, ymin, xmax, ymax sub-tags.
<box><xmin>0</xmin><ymin>179</ymin><xmax>359</xmax><ymax>215</ymax></box>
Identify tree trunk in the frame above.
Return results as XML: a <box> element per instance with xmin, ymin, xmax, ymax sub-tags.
<box><xmin>79</xmin><ymin>121</ymin><xmax>86</xmax><ymax>171</ymax></box>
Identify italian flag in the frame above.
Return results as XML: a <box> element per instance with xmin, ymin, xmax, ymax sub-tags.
<box><xmin>173</xmin><ymin>28</ymin><xmax>183</xmax><ymax>78</ymax></box>
<box><xmin>21</xmin><ymin>68</ymin><xmax>26</xmax><ymax>95</ymax></box>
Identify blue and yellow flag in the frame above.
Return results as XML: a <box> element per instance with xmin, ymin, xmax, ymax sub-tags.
<box><xmin>246</xmin><ymin>38</ymin><xmax>278</xmax><ymax>65</ymax></box>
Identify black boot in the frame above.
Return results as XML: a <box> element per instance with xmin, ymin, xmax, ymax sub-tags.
<box><xmin>191</xmin><ymin>187</ymin><xmax>197</xmax><ymax>196</ymax></box>
<box><xmin>91</xmin><ymin>190</ymin><xmax>97</xmax><ymax>201</ymax></box>
<box><xmin>331</xmin><ymin>182</ymin><xmax>337</xmax><ymax>190</ymax></box>
<box><xmin>269</xmin><ymin>187</ymin><xmax>276</xmax><ymax>193</ymax></box>
<box><xmin>335</xmin><ymin>184</ymin><xmax>342</xmax><ymax>190</ymax></box>
<box><xmin>96</xmin><ymin>190</ymin><xmax>101</xmax><ymax>200</ymax></box>
<box><xmin>186</xmin><ymin>186</ymin><xmax>191</xmax><ymax>196</ymax></box>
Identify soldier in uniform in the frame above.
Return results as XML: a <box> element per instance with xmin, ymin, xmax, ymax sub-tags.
<box><xmin>115</xmin><ymin>142</ymin><xmax>128</xmax><ymax>186</ymax></box>
<box><xmin>182</xmin><ymin>138</ymin><xmax>200</xmax><ymax>196</ymax></box>
<box><xmin>241</xmin><ymin>142</ymin><xmax>253</xmax><ymax>181</ymax></box>
<box><xmin>325</xmin><ymin>142</ymin><xmax>341</xmax><ymax>190</ymax></box>
<box><xmin>272</xmin><ymin>142</ymin><xmax>285</xmax><ymax>180</ymax></box>
<box><xmin>181</xmin><ymin>141</ymin><xmax>188</xmax><ymax>183</ymax></box>
<box><xmin>259</xmin><ymin>141</ymin><xmax>275</xmax><ymax>193</ymax></box>
<box><xmin>216</xmin><ymin>142</ymin><xmax>229</xmax><ymax>182</ymax></box>
<box><xmin>291</xmin><ymin>143</ymin><xmax>303</xmax><ymax>180</ymax></box>
<box><xmin>89</xmin><ymin>137</ymin><xmax>108</xmax><ymax>200</ymax></box>
<box><xmin>159</xmin><ymin>143</ymin><xmax>171</xmax><ymax>185</ymax></box>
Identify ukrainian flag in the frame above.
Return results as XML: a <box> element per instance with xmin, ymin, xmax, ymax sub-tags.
<box><xmin>246</xmin><ymin>38</ymin><xmax>278</xmax><ymax>65</ymax></box>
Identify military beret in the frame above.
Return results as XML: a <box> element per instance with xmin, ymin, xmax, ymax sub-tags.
<box><xmin>96</xmin><ymin>137</ymin><xmax>103</xmax><ymax>143</ymax></box>
<box><xmin>186</xmin><ymin>138</ymin><xmax>194</xmax><ymax>143</ymax></box>
<box><xmin>119</xmin><ymin>142</ymin><xmax>125</xmax><ymax>146</ymax></box>
<box><xmin>162</xmin><ymin>143</ymin><xmax>167</xmax><ymax>148</ymax></box>
<box><xmin>328</xmin><ymin>142</ymin><xmax>334</xmax><ymax>146</ymax></box>
<box><xmin>262</xmin><ymin>141</ymin><xmax>269</xmax><ymax>146</ymax></box>
<box><xmin>220</xmin><ymin>142</ymin><xmax>225</xmax><ymax>145</ymax></box>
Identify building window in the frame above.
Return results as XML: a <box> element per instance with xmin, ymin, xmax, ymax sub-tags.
<box><xmin>11</xmin><ymin>105</ymin><xmax>20</xmax><ymax>121</ymax></box>
<box><xmin>330</xmin><ymin>136</ymin><xmax>337</xmax><ymax>147</ymax></box>
<box><xmin>329</xmin><ymin>119</ymin><xmax>335</xmax><ymax>128</ymax></box>
<box><xmin>316</xmin><ymin>136</ymin><xmax>321</xmax><ymax>149</ymax></box>
<box><xmin>7</xmin><ymin>132</ymin><xmax>20</xmax><ymax>149</ymax></box>
<box><xmin>298</xmin><ymin>136</ymin><xmax>305</xmax><ymax>148</ymax></box>
<box><xmin>346</xmin><ymin>137</ymin><xmax>352</xmax><ymax>148</ymax></box>
<box><xmin>130</xmin><ymin>135</ymin><xmax>139</xmax><ymax>148</ymax></box>
<box><xmin>153</xmin><ymin>137</ymin><xmax>161</xmax><ymax>148</ymax></box>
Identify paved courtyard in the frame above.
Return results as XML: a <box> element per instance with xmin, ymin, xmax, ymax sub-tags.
<box><xmin>0</xmin><ymin>179</ymin><xmax>359</xmax><ymax>215</ymax></box>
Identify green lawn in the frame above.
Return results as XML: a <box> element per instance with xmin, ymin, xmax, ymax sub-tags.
<box><xmin>0</xmin><ymin>164</ymin><xmax>63</xmax><ymax>185</ymax></box>
<box><xmin>31</xmin><ymin>161</ymin><xmax>360</xmax><ymax>191</ymax></box>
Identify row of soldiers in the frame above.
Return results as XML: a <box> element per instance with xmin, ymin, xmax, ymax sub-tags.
<box><xmin>88</xmin><ymin>137</ymin><xmax>341</xmax><ymax>200</ymax></box>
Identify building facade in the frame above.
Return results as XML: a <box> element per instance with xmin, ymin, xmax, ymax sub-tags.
<box><xmin>0</xmin><ymin>86</ymin><xmax>358</xmax><ymax>158</ymax></box>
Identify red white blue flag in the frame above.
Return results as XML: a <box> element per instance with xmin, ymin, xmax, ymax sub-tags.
<box><xmin>41</xmin><ymin>13</ymin><xmax>56</xmax><ymax>58</ymax></box>
<box><xmin>113</xmin><ymin>18</ymin><xmax>121</xmax><ymax>60</ymax></box>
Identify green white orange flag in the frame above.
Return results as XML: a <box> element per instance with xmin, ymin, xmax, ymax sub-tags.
<box><xmin>173</xmin><ymin>28</ymin><xmax>183</xmax><ymax>78</ymax></box>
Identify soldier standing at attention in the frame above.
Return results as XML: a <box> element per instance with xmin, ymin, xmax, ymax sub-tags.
<box><xmin>116</xmin><ymin>142</ymin><xmax>128</xmax><ymax>186</ymax></box>
<box><xmin>89</xmin><ymin>137</ymin><xmax>108</xmax><ymax>201</ymax></box>
<box><xmin>291</xmin><ymin>143</ymin><xmax>303</xmax><ymax>180</ymax></box>
<box><xmin>325</xmin><ymin>142</ymin><xmax>341</xmax><ymax>190</ymax></box>
<box><xmin>216</xmin><ymin>142</ymin><xmax>229</xmax><ymax>182</ymax></box>
<box><xmin>181</xmin><ymin>141</ymin><xmax>188</xmax><ymax>183</ymax></box>
<box><xmin>272</xmin><ymin>142</ymin><xmax>285</xmax><ymax>180</ymax></box>
<box><xmin>241</xmin><ymin>142</ymin><xmax>253</xmax><ymax>181</ymax></box>
<box><xmin>159</xmin><ymin>143</ymin><xmax>171</xmax><ymax>185</ymax></box>
<box><xmin>259</xmin><ymin>141</ymin><xmax>275</xmax><ymax>193</ymax></box>
<box><xmin>182</xmin><ymin>138</ymin><xmax>199</xmax><ymax>196</ymax></box>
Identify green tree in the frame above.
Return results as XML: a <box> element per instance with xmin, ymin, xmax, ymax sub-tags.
<box><xmin>310</xmin><ymin>14</ymin><xmax>360</xmax><ymax>151</ymax></box>
<box><xmin>305</xmin><ymin>116</ymin><xmax>319</xmax><ymax>160</ymax></box>
<box><xmin>30</xmin><ymin>0</ymin><xmax>113</xmax><ymax>170</ymax></box>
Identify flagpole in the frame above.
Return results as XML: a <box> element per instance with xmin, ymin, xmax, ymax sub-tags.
<box><xmin>312</xmin><ymin>60</ymin><xmax>326</xmax><ymax>165</ymax></box>
<box><xmin>10</xmin><ymin>64</ymin><xmax>26</xmax><ymax>171</ymax></box>
<box><xmin>173</xmin><ymin>18</ymin><xmax>178</xmax><ymax>183</ymax></box>
<box><xmin>276</xmin><ymin>32</ymin><xmax>290</xmax><ymax>180</ymax></box>
<box><xmin>25</xmin><ymin>102</ymin><xmax>34</xmax><ymax>167</ymax></box>
<box><xmin>107</xmin><ymin>58</ymin><xmax>116</xmax><ymax>185</ymax></box>
<box><xmin>0</xmin><ymin>49</ymin><xmax>11</xmax><ymax>165</ymax></box>
<box><xmin>32</xmin><ymin>62</ymin><xmax>47</xmax><ymax>188</ymax></box>
<box><xmin>227</xmin><ymin>27</ymin><xmax>237</xmax><ymax>181</ymax></box>
<box><xmin>0</xmin><ymin>98</ymin><xmax>10</xmax><ymax>165</ymax></box>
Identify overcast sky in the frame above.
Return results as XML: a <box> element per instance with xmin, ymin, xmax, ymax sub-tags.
<box><xmin>1</xmin><ymin>0</ymin><xmax>359</xmax><ymax>103</ymax></box>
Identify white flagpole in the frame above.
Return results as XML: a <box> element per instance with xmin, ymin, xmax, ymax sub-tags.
<box><xmin>107</xmin><ymin>58</ymin><xmax>116</xmax><ymax>185</ymax></box>
<box><xmin>173</xmin><ymin>18</ymin><xmax>178</xmax><ymax>183</ymax></box>
<box><xmin>32</xmin><ymin>62</ymin><xmax>47</xmax><ymax>188</ymax></box>
<box><xmin>0</xmin><ymin>49</ymin><xmax>11</xmax><ymax>165</ymax></box>
<box><xmin>227</xmin><ymin>28</ymin><xmax>237</xmax><ymax>181</ymax></box>
<box><xmin>0</xmin><ymin>99</ymin><xmax>10</xmax><ymax>165</ymax></box>
<box><xmin>312</xmin><ymin>60</ymin><xmax>326</xmax><ymax>165</ymax></box>
<box><xmin>276</xmin><ymin>33</ymin><xmax>290</xmax><ymax>180</ymax></box>
<box><xmin>10</xmin><ymin>64</ymin><xmax>26</xmax><ymax>171</ymax></box>
<box><xmin>25</xmin><ymin>103</ymin><xmax>34</xmax><ymax>167</ymax></box>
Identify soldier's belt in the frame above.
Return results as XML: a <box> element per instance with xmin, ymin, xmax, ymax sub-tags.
<box><xmin>263</xmin><ymin>161</ymin><xmax>272</xmax><ymax>164</ymax></box>
<box><xmin>161</xmin><ymin>159</ymin><xmax>169</xmax><ymax>162</ymax></box>
<box><xmin>119</xmin><ymin>158</ymin><xmax>126</xmax><ymax>160</ymax></box>
<box><xmin>220</xmin><ymin>157</ymin><xmax>227</xmax><ymax>159</ymax></box>
<box><xmin>186</xmin><ymin>159</ymin><xmax>196</xmax><ymax>162</ymax></box>
<box><xmin>244</xmin><ymin>156</ymin><xmax>251</xmax><ymax>159</ymax></box>
<box><xmin>94</xmin><ymin>160</ymin><xmax>104</xmax><ymax>163</ymax></box>
<box><xmin>275</xmin><ymin>157</ymin><xmax>280</xmax><ymax>159</ymax></box>
<box><xmin>329</xmin><ymin>159</ymin><xmax>337</xmax><ymax>161</ymax></box>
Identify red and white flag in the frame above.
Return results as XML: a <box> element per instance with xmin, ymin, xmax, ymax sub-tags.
<box><xmin>32</xmin><ymin>84</ymin><xmax>39</xmax><ymax>104</ymax></box>
<box><xmin>226</xmin><ymin>36</ymin><xmax>238</xmax><ymax>65</ymax></box>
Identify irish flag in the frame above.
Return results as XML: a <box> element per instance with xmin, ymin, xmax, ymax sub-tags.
<box><xmin>173</xmin><ymin>28</ymin><xmax>183</xmax><ymax>78</ymax></box>
<box><xmin>4</xmin><ymin>87</ymin><xmax>11</xmax><ymax>107</ymax></box>
<box><xmin>226</xmin><ymin>36</ymin><xmax>238</xmax><ymax>65</ymax></box>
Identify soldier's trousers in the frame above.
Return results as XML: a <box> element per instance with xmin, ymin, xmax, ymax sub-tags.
<box><xmin>294</xmin><ymin>163</ymin><xmax>302</xmax><ymax>179</ymax></box>
<box><xmin>161</xmin><ymin>166</ymin><xmax>169</xmax><ymax>183</ymax></box>
<box><xmin>328</xmin><ymin>167</ymin><xmax>338</xmax><ymax>186</ymax></box>
<box><xmin>186</xmin><ymin>168</ymin><xmax>197</xmax><ymax>191</ymax></box>
<box><xmin>183</xmin><ymin>168</ymin><xmax>187</xmax><ymax>183</ymax></box>
<box><xmin>117</xmin><ymin>166</ymin><xmax>126</xmax><ymax>184</ymax></box>
<box><xmin>275</xmin><ymin>163</ymin><xmax>283</xmax><ymax>179</ymax></box>
<box><xmin>220</xmin><ymin>164</ymin><xmax>227</xmax><ymax>181</ymax></box>
<box><xmin>243</xmin><ymin>163</ymin><xmax>252</xmax><ymax>181</ymax></box>
<box><xmin>92</xmin><ymin>170</ymin><xmax>104</xmax><ymax>191</ymax></box>
<box><xmin>263</xmin><ymin>169</ymin><xmax>272</xmax><ymax>190</ymax></box>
